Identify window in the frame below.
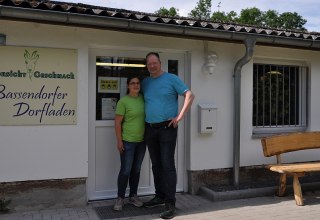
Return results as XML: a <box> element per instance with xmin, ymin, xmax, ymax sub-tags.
<box><xmin>95</xmin><ymin>56</ymin><xmax>149</xmax><ymax>120</ymax></box>
<box><xmin>252</xmin><ymin>62</ymin><xmax>308</xmax><ymax>135</ymax></box>
<box><xmin>168</xmin><ymin>60</ymin><xmax>178</xmax><ymax>75</ymax></box>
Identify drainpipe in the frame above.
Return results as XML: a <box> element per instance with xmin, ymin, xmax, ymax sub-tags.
<box><xmin>233</xmin><ymin>37</ymin><xmax>256</xmax><ymax>187</ymax></box>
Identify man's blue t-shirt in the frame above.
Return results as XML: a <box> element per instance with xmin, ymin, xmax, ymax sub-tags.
<box><xmin>142</xmin><ymin>72</ymin><xmax>189</xmax><ymax>123</ymax></box>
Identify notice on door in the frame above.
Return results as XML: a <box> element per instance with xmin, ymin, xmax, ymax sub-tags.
<box><xmin>0</xmin><ymin>46</ymin><xmax>77</xmax><ymax>125</ymax></box>
<box><xmin>98</xmin><ymin>77</ymin><xmax>120</xmax><ymax>93</ymax></box>
<box><xmin>101</xmin><ymin>98</ymin><xmax>117</xmax><ymax>120</ymax></box>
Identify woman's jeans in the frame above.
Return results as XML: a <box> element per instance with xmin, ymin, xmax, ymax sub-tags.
<box><xmin>144</xmin><ymin>124</ymin><xmax>178</xmax><ymax>205</ymax></box>
<box><xmin>117</xmin><ymin>141</ymin><xmax>146</xmax><ymax>198</ymax></box>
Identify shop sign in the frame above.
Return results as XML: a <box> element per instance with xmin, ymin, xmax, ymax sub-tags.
<box><xmin>0</xmin><ymin>46</ymin><xmax>77</xmax><ymax>125</ymax></box>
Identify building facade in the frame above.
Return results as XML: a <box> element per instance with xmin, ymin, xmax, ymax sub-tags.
<box><xmin>1</xmin><ymin>0</ymin><xmax>320</xmax><ymax>210</ymax></box>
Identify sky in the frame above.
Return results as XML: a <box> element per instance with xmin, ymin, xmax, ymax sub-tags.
<box><xmin>54</xmin><ymin>0</ymin><xmax>320</xmax><ymax>32</ymax></box>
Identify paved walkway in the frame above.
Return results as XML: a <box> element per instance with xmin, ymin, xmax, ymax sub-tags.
<box><xmin>1</xmin><ymin>190</ymin><xmax>320</xmax><ymax>220</ymax></box>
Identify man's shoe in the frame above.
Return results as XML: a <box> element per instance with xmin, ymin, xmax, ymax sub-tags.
<box><xmin>128</xmin><ymin>195</ymin><xmax>143</xmax><ymax>207</ymax></box>
<box><xmin>113</xmin><ymin>197</ymin><xmax>124</xmax><ymax>211</ymax></box>
<box><xmin>160</xmin><ymin>203</ymin><xmax>176</xmax><ymax>219</ymax></box>
<box><xmin>143</xmin><ymin>196</ymin><xmax>165</xmax><ymax>208</ymax></box>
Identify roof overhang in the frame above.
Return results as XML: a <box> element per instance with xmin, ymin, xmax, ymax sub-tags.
<box><xmin>1</xmin><ymin>5</ymin><xmax>320</xmax><ymax>50</ymax></box>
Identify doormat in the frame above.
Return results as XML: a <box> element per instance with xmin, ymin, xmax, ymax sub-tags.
<box><xmin>94</xmin><ymin>205</ymin><xmax>164</xmax><ymax>220</ymax></box>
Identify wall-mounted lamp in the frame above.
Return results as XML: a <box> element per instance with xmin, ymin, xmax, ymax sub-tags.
<box><xmin>202</xmin><ymin>41</ymin><xmax>218</xmax><ymax>75</ymax></box>
<box><xmin>202</xmin><ymin>52</ymin><xmax>218</xmax><ymax>75</ymax></box>
<box><xmin>0</xmin><ymin>34</ymin><xmax>6</xmax><ymax>45</ymax></box>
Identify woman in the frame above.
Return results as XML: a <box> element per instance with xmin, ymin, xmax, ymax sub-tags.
<box><xmin>113</xmin><ymin>76</ymin><xmax>146</xmax><ymax>211</ymax></box>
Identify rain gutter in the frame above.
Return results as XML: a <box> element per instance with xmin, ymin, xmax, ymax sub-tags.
<box><xmin>233</xmin><ymin>38</ymin><xmax>256</xmax><ymax>187</ymax></box>
<box><xmin>1</xmin><ymin>6</ymin><xmax>320</xmax><ymax>50</ymax></box>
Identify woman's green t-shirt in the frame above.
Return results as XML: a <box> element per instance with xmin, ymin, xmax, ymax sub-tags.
<box><xmin>115</xmin><ymin>94</ymin><xmax>145</xmax><ymax>142</ymax></box>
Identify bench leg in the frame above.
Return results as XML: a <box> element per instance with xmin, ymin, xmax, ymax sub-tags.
<box><xmin>278</xmin><ymin>174</ymin><xmax>287</xmax><ymax>197</ymax></box>
<box><xmin>293</xmin><ymin>174</ymin><xmax>304</xmax><ymax>206</ymax></box>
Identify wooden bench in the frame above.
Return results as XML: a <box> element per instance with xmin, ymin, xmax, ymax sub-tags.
<box><xmin>261</xmin><ymin>131</ymin><xmax>320</xmax><ymax>206</ymax></box>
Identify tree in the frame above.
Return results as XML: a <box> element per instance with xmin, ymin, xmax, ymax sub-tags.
<box><xmin>155</xmin><ymin>7</ymin><xmax>179</xmax><ymax>17</ymax></box>
<box><xmin>211</xmin><ymin>10</ymin><xmax>237</xmax><ymax>23</ymax></box>
<box><xmin>261</xmin><ymin>10</ymin><xmax>280</xmax><ymax>28</ymax></box>
<box><xmin>155</xmin><ymin>1</ymin><xmax>308</xmax><ymax>31</ymax></box>
<box><xmin>237</xmin><ymin>7</ymin><xmax>263</xmax><ymax>26</ymax></box>
<box><xmin>210</xmin><ymin>7</ymin><xmax>307</xmax><ymax>31</ymax></box>
<box><xmin>188</xmin><ymin>0</ymin><xmax>212</xmax><ymax>20</ymax></box>
<box><xmin>278</xmin><ymin>12</ymin><xmax>307</xmax><ymax>31</ymax></box>
<box><xmin>211</xmin><ymin>11</ymin><xmax>227</xmax><ymax>22</ymax></box>
<box><xmin>226</xmin><ymin>11</ymin><xmax>238</xmax><ymax>22</ymax></box>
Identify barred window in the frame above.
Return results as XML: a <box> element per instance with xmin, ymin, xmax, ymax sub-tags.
<box><xmin>252</xmin><ymin>63</ymin><xmax>308</xmax><ymax>135</ymax></box>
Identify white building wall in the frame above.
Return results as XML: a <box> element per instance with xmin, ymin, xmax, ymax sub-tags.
<box><xmin>190</xmin><ymin>42</ymin><xmax>320</xmax><ymax>170</ymax></box>
<box><xmin>0</xmin><ymin>21</ymin><xmax>89</xmax><ymax>182</ymax></box>
<box><xmin>1</xmin><ymin>20</ymin><xmax>320</xmax><ymax>182</ymax></box>
<box><xmin>189</xmin><ymin>42</ymin><xmax>244</xmax><ymax>170</ymax></box>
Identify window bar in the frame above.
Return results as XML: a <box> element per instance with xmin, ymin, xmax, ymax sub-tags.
<box><xmin>298</xmin><ymin>67</ymin><xmax>306</xmax><ymax>126</ymax></box>
<box><xmin>288</xmin><ymin>66</ymin><xmax>291</xmax><ymax>126</ymax></box>
<box><xmin>294</xmin><ymin>67</ymin><xmax>301</xmax><ymax>127</ymax></box>
<box><xmin>294</xmin><ymin>66</ymin><xmax>297</xmax><ymax>126</ymax></box>
<box><xmin>300</xmin><ymin>66</ymin><xmax>306</xmax><ymax>127</ymax></box>
<box><xmin>269</xmin><ymin>64</ymin><xmax>272</xmax><ymax>127</ymax></box>
<box><xmin>275</xmin><ymin>65</ymin><xmax>279</xmax><ymax>126</ymax></box>
<box><xmin>300</xmin><ymin>67</ymin><xmax>303</xmax><ymax>126</ymax></box>
<box><xmin>262</xmin><ymin>65</ymin><xmax>266</xmax><ymax>127</ymax></box>
<box><xmin>298</xmin><ymin>67</ymin><xmax>300</xmax><ymax>126</ymax></box>
<box><xmin>297</xmin><ymin>67</ymin><xmax>300</xmax><ymax>127</ymax></box>
<box><xmin>282</xmin><ymin>65</ymin><xmax>285</xmax><ymax>126</ymax></box>
<box><xmin>255</xmin><ymin>65</ymin><xmax>259</xmax><ymax>127</ymax></box>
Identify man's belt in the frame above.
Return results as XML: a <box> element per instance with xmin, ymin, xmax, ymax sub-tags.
<box><xmin>147</xmin><ymin>120</ymin><xmax>171</xmax><ymax>128</ymax></box>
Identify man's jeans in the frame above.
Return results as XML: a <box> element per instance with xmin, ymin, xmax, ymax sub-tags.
<box><xmin>145</xmin><ymin>124</ymin><xmax>178</xmax><ymax>205</ymax></box>
<box><xmin>117</xmin><ymin>141</ymin><xmax>146</xmax><ymax>198</ymax></box>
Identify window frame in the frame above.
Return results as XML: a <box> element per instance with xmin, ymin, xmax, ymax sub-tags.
<box><xmin>252</xmin><ymin>58</ymin><xmax>309</xmax><ymax>136</ymax></box>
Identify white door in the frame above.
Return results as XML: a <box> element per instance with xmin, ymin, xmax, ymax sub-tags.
<box><xmin>87</xmin><ymin>48</ymin><xmax>186</xmax><ymax>201</ymax></box>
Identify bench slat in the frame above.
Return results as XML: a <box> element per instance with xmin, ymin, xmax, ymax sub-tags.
<box><xmin>267</xmin><ymin>163</ymin><xmax>320</xmax><ymax>173</ymax></box>
<box><xmin>261</xmin><ymin>131</ymin><xmax>320</xmax><ymax>157</ymax></box>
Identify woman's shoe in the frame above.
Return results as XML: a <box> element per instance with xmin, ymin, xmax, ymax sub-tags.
<box><xmin>128</xmin><ymin>195</ymin><xmax>143</xmax><ymax>207</ymax></box>
<box><xmin>113</xmin><ymin>197</ymin><xmax>124</xmax><ymax>211</ymax></box>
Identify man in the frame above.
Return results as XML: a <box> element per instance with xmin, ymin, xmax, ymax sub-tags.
<box><xmin>142</xmin><ymin>52</ymin><xmax>195</xmax><ymax>219</ymax></box>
